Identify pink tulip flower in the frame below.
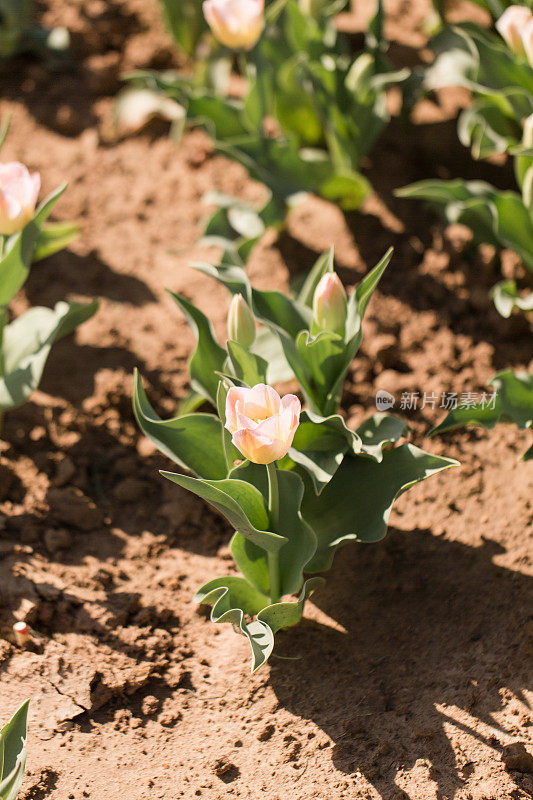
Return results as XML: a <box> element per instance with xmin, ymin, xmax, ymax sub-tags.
<box><xmin>0</xmin><ymin>162</ymin><xmax>40</xmax><ymax>236</ymax></box>
<box><xmin>496</xmin><ymin>5</ymin><xmax>532</xmax><ymax>55</ymax></box>
<box><xmin>312</xmin><ymin>272</ymin><xmax>348</xmax><ymax>335</ymax></box>
<box><xmin>225</xmin><ymin>383</ymin><xmax>301</xmax><ymax>464</ymax></box>
<box><xmin>203</xmin><ymin>0</ymin><xmax>264</xmax><ymax>50</ymax></box>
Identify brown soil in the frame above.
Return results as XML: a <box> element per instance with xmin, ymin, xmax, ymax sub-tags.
<box><xmin>1</xmin><ymin>1</ymin><xmax>532</xmax><ymax>798</ymax></box>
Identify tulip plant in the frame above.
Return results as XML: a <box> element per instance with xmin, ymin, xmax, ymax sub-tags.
<box><xmin>134</xmin><ymin>248</ymin><xmax>458</xmax><ymax>670</ymax></box>
<box><xmin>0</xmin><ymin>0</ymin><xmax>69</xmax><ymax>60</ymax></box>
<box><xmin>0</xmin><ymin>701</ymin><xmax>28</xmax><ymax>800</ymax></box>
<box><xmin>431</xmin><ymin>369</ymin><xmax>533</xmax><ymax>461</ymax></box>
<box><xmin>0</xmin><ymin>139</ymin><xmax>98</xmax><ymax>433</ymax></box>
<box><xmin>399</xmin><ymin>6</ymin><xmax>533</xmax><ymax>316</ymax></box>
<box><xmin>125</xmin><ymin>0</ymin><xmax>406</xmax><ymax>265</ymax></box>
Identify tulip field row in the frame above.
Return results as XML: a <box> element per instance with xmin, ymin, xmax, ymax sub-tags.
<box><xmin>0</xmin><ymin>0</ymin><xmax>531</xmax><ymax>798</ymax></box>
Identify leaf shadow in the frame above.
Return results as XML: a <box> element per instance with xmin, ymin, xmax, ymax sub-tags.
<box><xmin>25</xmin><ymin>249</ymin><xmax>157</xmax><ymax>309</ymax></box>
<box><xmin>269</xmin><ymin>527</ymin><xmax>533</xmax><ymax>800</ymax></box>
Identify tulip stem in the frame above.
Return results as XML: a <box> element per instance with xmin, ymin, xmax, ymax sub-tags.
<box><xmin>266</xmin><ymin>461</ymin><xmax>281</xmax><ymax>604</ymax></box>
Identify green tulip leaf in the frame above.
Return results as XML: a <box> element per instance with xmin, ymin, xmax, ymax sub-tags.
<box><xmin>133</xmin><ymin>370</ymin><xmax>228</xmax><ymax>480</ymax></box>
<box><xmin>0</xmin><ymin>184</ymin><xmax>69</xmax><ymax>306</ymax></box>
<box><xmin>158</xmin><ymin>0</ymin><xmax>207</xmax><ymax>56</ymax></box>
<box><xmin>356</xmin><ymin>413</ymin><xmax>409</xmax><ymax>461</ymax></box>
<box><xmin>194</xmin><ymin>574</ymin><xmax>325</xmax><ymax>672</ymax></box>
<box><xmin>430</xmin><ymin>369</ymin><xmax>533</xmax><ymax>460</ymax></box>
<box><xmin>228</xmin><ymin>466</ymin><xmax>317</xmax><ymax>596</ymax></box>
<box><xmin>257</xmin><ymin>576</ymin><xmax>325</xmax><ymax>633</ymax></box>
<box><xmin>227</xmin><ymin>340</ymin><xmax>268</xmax><ymax>387</ymax></box>
<box><xmin>397</xmin><ymin>180</ymin><xmax>533</xmax><ymax>274</ymax></box>
<box><xmin>168</xmin><ymin>291</ymin><xmax>227</xmax><ymax>406</ymax></box>
<box><xmin>301</xmin><ymin>444</ymin><xmax>459</xmax><ymax>572</ymax></box>
<box><xmin>33</xmin><ymin>221</ymin><xmax>80</xmax><ymax>262</ymax></box>
<box><xmin>0</xmin><ymin>699</ymin><xmax>29</xmax><ymax>800</ymax></box>
<box><xmin>194</xmin><ymin>576</ymin><xmax>274</xmax><ymax>672</ymax></box>
<box><xmin>284</xmin><ymin>409</ymin><xmax>362</xmax><ymax>494</ymax></box>
<box><xmin>0</xmin><ymin>300</ymin><xmax>98</xmax><ymax>411</ymax></box>
<box><xmin>161</xmin><ymin>472</ymin><xmax>288</xmax><ymax>552</ymax></box>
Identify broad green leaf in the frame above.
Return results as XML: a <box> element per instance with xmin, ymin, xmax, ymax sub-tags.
<box><xmin>430</xmin><ymin>369</ymin><xmax>533</xmax><ymax>459</ymax></box>
<box><xmin>301</xmin><ymin>444</ymin><xmax>459</xmax><ymax>572</ymax></box>
<box><xmin>157</xmin><ymin>0</ymin><xmax>207</xmax><ymax>55</ymax></box>
<box><xmin>227</xmin><ymin>340</ymin><xmax>268</xmax><ymax>387</ymax></box>
<box><xmin>492</xmin><ymin>193</ymin><xmax>533</xmax><ymax>273</ymax></box>
<box><xmin>253</xmin><ymin>327</ymin><xmax>293</xmax><ymax>384</ymax></box>
<box><xmin>194</xmin><ymin>576</ymin><xmax>274</xmax><ymax>672</ymax></box>
<box><xmin>0</xmin><ymin>223</ymin><xmax>39</xmax><ymax>306</ymax></box>
<box><xmin>161</xmin><ymin>472</ymin><xmax>288</xmax><ymax>552</ymax></box>
<box><xmin>33</xmin><ymin>222</ymin><xmax>80</xmax><ymax>262</ymax></box>
<box><xmin>187</xmin><ymin>95</ymin><xmax>249</xmax><ymax>140</ymax></box>
<box><xmin>258</xmin><ymin>576</ymin><xmax>325</xmax><ymax>633</ymax></box>
<box><xmin>132</xmin><ymin>370</ymin><xmax>228</xmax><ymax>480</ymax></box>
<box><xmin>0</xmin><ymin>700</ymin><xmax>29</xmax><ymax>800</ymax></box>
<box><xmin>356</xmin><ymin>413</ymin><xmax>409</xmax><ymax>461</ymax></box>
<box><xmin>194</xmin><ymin>574</ymin><xmax>325</xmax><ymax>672</ymax></box>
<box><xmin>177</xmin><ymin>388</ymin><xmax>206</xmax><ymax>416</ymax></box>
<box><xmin>284</xmin><ymin>409</ymin><xmax>362</xmax><ymax>494</ymax></box>
<box><xmin>294</xmin><ymin>327</ymin><xmax>349</xmax><ymax>414</ymax></box>
<box><xmin>352</xmin><ymin>247</ymin><xmax>393</xmax><ymax>322</ymax></box>
<box><xmin>168</xmin><ymin>291</ymin><xmax>227</xmax><ymax>406</ymax></box>
<box><xmin>0</xmin><ymin>184</ymin><xmax>69</xmax><ymax>305</ymax></box>
<box><xmin>0</xmin><ymin>300</ymin><xmax>98</xmax><ymax>411</ymax></box>
<box><xmin>228</xmin><ymin>466</ymin><xmax>317</xmax><ymax>596</ymax></box>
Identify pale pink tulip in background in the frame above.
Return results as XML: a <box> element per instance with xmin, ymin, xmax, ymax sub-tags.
<box><xmin>522</xmin><ymin>17</ymin><xmax>533</xmax><ymax>66</ymax></box>
<box><xmin>496</xmin><ymin>5</ymin><xmax>532</xmax><ymax>56</ymax></box>
<box><xmin>203</xmin><ymin>0</ymin><xmax>264</xmax><ymax>50</ymax></box>
<box><xmin>0</xmin><ymin>162</ymin><xmax>40</xmax><ymax>236</ymax></box>
<box><xmin>225</xmin><ymin>383</ymin><xmax>301</xmax><ymax>464</ymax></box>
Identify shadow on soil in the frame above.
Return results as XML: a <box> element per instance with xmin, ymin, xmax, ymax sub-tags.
<box><xmin>270</xmin><ymin>527</ymin><xmax>533</xmax><ymax>800</ymax></box>
<box><xmin>25</xmin><ymin>249</ymin><xmax>157</xmax><ymax>309</ymax></box>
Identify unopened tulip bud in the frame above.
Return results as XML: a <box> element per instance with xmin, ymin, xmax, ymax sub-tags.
<box><xmin>203</xmin><ymin>0</ymin><xmax>264</xmax><ymax>50</ymax></box>
<box><xmin>228</xmin><ymin>294</ymin><xmax>256</xmax><ymax>348</ymax></box>
<box><xmin>13</xmin><ymin>621</ymin><xmax>29</xmax><ymax>647</ymax></box>
<box><xmin>312</xmin><ymin>273</ymin><xmax>348</xmax><ymax>335</ymax></box>
<box><xmin>496</xmin><ymin>5</ymin><xmax>532</xmax><ymax>55</ymax></box>
<box><xmin>523</xmin><ymin>113</ymin><xmax>533</xmax><ymax>148</ymax></box>
<box><xmin>0</xmin><ymin>162</ymin><xmax>40</xmax><ymax>236</ymax></box>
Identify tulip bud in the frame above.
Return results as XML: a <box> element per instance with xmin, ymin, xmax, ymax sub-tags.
<box><xmin>523</xmin><ymin>113</ymin><xmax>533</xmax><ymax>148</ymax></box>
<box><xmin>496</xmin><ymin>5</ymin><xmax>532</xmax><ymax>56</ymax></box>
<box><xmin>203</xmin><ymin>0</ymin><xmax>264</xmax><ymax>50</ymax></box>
<box><xmin>0</xmin><ymin>162</ymin><xmax>40</xmax><ymax>236</ymax></box>
<box><xmin>228</xmin><ymin>294</ymin><xmax>256</xmax><ymax>348</ymax></box>
<box><xmin>312</xmin><ymin>273</ymin><xmax>348</xmax><ymax>335</ymax></box>
<box><xmin>13</xmin><ymin>621</ymin><xmax>29</xmax><ymax>647</ymax></box>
